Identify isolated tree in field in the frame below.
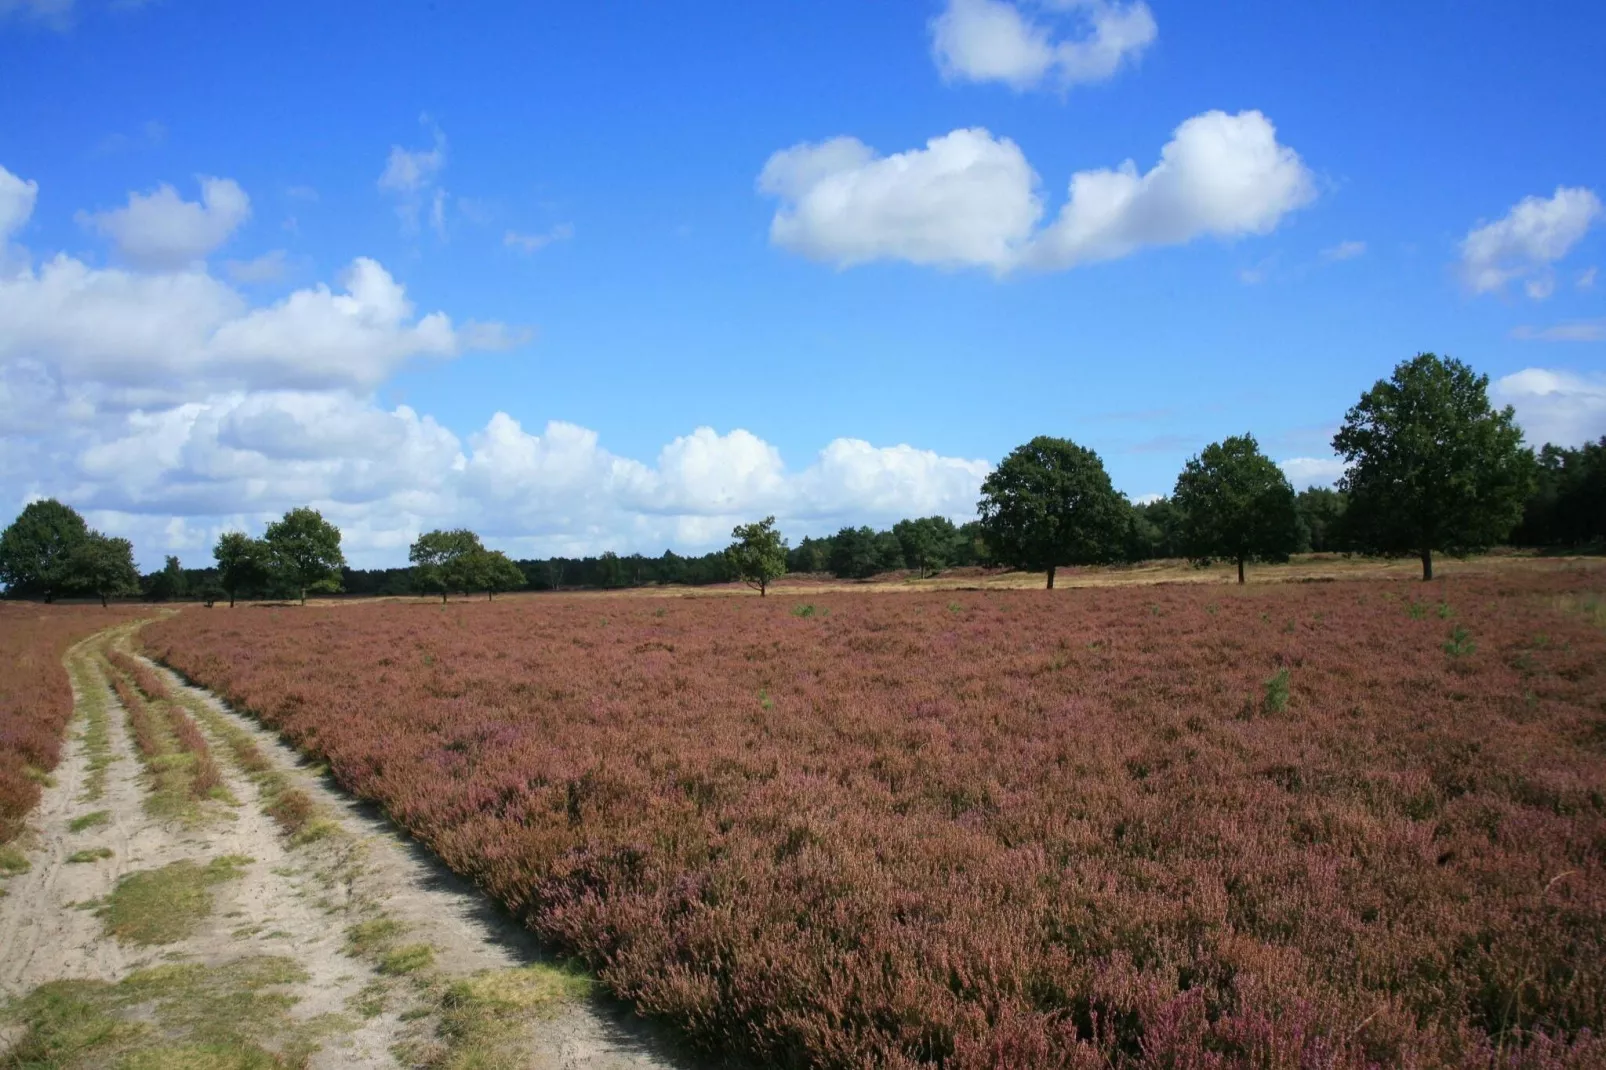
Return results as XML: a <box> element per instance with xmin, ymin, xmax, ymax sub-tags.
<box><xmin>893</xmin><ymin>516</ymin><xmax>958</xmax><ymax>578</ymax></box>
<box><xmin>459</xmin><ymin>548</ymin><xmax>525</xmax><ymax>600</ymax></box>
<box><xmin>1333</xmin><ymin>353</ymin><xmax>1535</xmax><ymax>580</ymax></box>
<box><xmin>62</xmin><ymin>533</ymin><xmax>140</xmax><ymax>607</ymax></box>
<box><xmin>1173</xmin><ymin>434</ymin><xmax>1301</xmax><ymax>584</ymax></box>
<box><xmin>409</xmin><ymin>528</ymin><xmax>484</xmax><ymax>602</ymax></box>
<box><xmin>0</xmin><ymin>498</ymin><xmax>90</xmax><ymax>601</ymax></box>
<box><xmin>725</xmin><ymin>516</ymin><xmax>788</xmax><ymax>597</ymax></box>
<box><xmin>264</xmin><ymin>507</ymin><xmax>346</xmax><ymax>604</ymax></box>
<box><xmin>977</xmin><ymin>436</ymin><xmax>1130</xmax><ymax>589</ymax></box>
<box><xmin>214</xmin><ymin>531</ymin><xmax>272</xmax><ymax>608</ymax></box>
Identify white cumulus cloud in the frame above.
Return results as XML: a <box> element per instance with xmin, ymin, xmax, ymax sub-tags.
<box><xmin>1460</xmin><ymin>187</ymin><xmax>1601</xmax><ymax>297</ymax></box>
<box><xmin>380</xmin><ymin>115</ymin><xmax>448</xmax><ymax>235</ymax></box>
<box><xmin>78</xmin><ymin>176</ymin><xmax>251</xmax><ymax>268</ymax></box>
<box><xmin>760</xmin><ymin>110</ymin><xmax>1314</xmax><ymax>273</ymax></box>
<box><xmin>0</xmin><ymin>164</ymin><xmax>38</xmax><ymax>241</ymax></box>
<box><xmin>1279</xmin><ymin>456</ymin><xmax>1346</xmax><ymax>489</ymax></box>
<box><xmin>1493</xmin><ymin>368</ymin><xmax>1606</xmax><ymax>448</ymax></box>
<box><xmin>930</xmin><ymin>0</ymin><xmax>1157</xmax><ymax>91</ymax></box>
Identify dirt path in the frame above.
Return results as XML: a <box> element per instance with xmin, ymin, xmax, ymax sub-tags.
<box><xmin>0</xmin><ymin>625</ymin><xmax>712</xmax><ymax>1069</ymax></box>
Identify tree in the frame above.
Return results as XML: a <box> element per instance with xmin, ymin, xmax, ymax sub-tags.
<box><xmin>725</xmin><ymin>516</ymin><xmax>788</xmax><ymax>597</ymax></box>
<box><xmin>263</xmin><ymin>507</ymin><xmax>346</xmax><ymax>604</ymax></box>
<box><xmin>1173</xmin><ymin>434</ymin><xmax>1301</xmax><ymax>584</ymax></box>
<box><xmin>977</xmin><ymin>436</ymin><xmax>1130</xmax><ymax>589</ymax></box>
<box><xmin>829</xmin><ymin>526</ymin><xmax>881</xmax><ymax>580</ymax></box>
<box><xmin>459</xmin><ymin>548</ymin><xmax>525</xmax><ymax>600</ymax></box>
<box><xmin>1333</xmin><ymin>354</ymin><xmax>1535</xmax><ymax>580</ymax></box>
<box><xmin>893</xmin><ymin>517</ymin><xmax>958</xmax><ymax>578</ymax></box>
<box><xmin>409</xmin><ymin>528</ymin><xmax>484</xmax><ymax>603</ymax></box>
<box><xmin>62</xmin><ymin>534</ymin><xmax>140</xmax><ymax>607</ymax></box>
<box><xmin>214</xmin><ymin>532</ymin><xmax>272</xmax><ymax>608</ymax></box>
<box><xmin>0</xmin><ymin>499</ymin><xmax>90</xmax><ymax>601</ymax></box>
<box><xmin>147</xmin><ymin>555</ymin><xmax>189</xmax><ymax>602</ymax></box>
<box><xmin>1295</xmin><ymin>487</ymin><xmax>1350</xmax><ymax>553</ymax></box>
<box><xmin>1513</xmin><ymin>439</ymin><xmax>1606</xmax><ymax>548</ymax></box>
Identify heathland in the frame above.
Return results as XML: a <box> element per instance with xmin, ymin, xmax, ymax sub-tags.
<box><xmin>126</xmin><ymin>561</ymin><xmax>1606</xmax><ymax>1068</ymax></box>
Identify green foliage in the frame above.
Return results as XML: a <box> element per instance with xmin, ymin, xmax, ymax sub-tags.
<box><xmin>1334</xmin><ymin>353</ymin><xmax>1536</xmax><ymax>579</ymax></box>
<box><xmin>262</xmin><ymin>507</ymin><xmax>346</xmax><ymax>604</ymax></box>
<box><xmin>1513</xmin><ymin>437</ymin><xmax>1606</xmax><ymax>548</ymax></box>
<box><xmin>97</xmin><ymin>856</ymin><xmax>251</xmax><ymax>945</ymax></box>
<box><xmin>0</xmin><ymin>498</ymin><xmax>89</xmax><ymax>599</ymax></box>
<box><xmin>62</xmin><ymin>534</ymin><xmax>141</xmax><ymax>607</ymax></box>
<box><xmin>1173</xmin><ymin>434</ymin><xmax>1300</xmax><ymax>583</ymax></box>
<box><xmin>1295</xmin><ymin>487</ymin><xmax>1350</xmax><ymax>552</ymax></box>
<box><xmin>410</xmin><ymin>528</ymin><xmax>484</xmax><ymax>601</ymax></box>
<box><xmin>829</xmin><ymin>526</ymin><xmax>882</xmax><ymax>580</ymax></box>
<box><xmin>892</xmin><ymin>516</ymin><xmax>959</xmax><ymax>578</ymax></box>
<box><xmin>977</xmin><ymin>436</ymin><xmax>1130</xmax><ymax>588</ymax></box>
<box><xmin>146</xmin><ymin>555</ymin><xmax>189</xmax><ymax>602</ymax></box>
<box><xmin>460</xmin><ymin>548</ymin><xmax>526</xmax><ymax>600</ymax></box>
<box><xmin>725</xmin><ymin>516</ymin><xmax>788</xmax><ymax>596</ymax></box>
<box><xmin>212</xmin><ymin>531</ymin><xmax>272</xmax><ymax>607</ymax></box>
<box><xmin>1444</xmin><ymin>625</ymin><xmax>1476</xmax><ymax>658</ymax></box>
<box><xmin>1263</xmin><ymin>668</ymin><xmax>1291</xmax><ymax>714</ymax></box>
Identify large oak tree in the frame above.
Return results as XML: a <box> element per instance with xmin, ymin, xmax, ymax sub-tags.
<box><xmin>977</xmin><ymin>436</ymin><xmax>1129</xmax><ymax>589</ymax></box>
<box><xmin>1333</xmin><ymin>353</ymin><xmax>1534</xmax><ymax>580</ymax></box>
<box><xmin>1173</xmin><ymin>434</ymin><xmax>1300</xmax><ymax>584</ymax></box>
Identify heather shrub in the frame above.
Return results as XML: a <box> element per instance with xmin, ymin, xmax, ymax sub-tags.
<box><xmin>144</xmin><ymin>567</ymin><xmax>1606</xmax><ymax>1068</ymax></box>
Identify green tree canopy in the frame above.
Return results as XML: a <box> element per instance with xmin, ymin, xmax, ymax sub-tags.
<box><xmin>62</xmin><ymin>534</ymin><xmax>140</xmax><ymax>607</ymax></box>
<box><xmin>147</xmin><ymin>555</ymin><xmax>188</xmax><ymax>602</ymax></box>
<box><xmin>1173</xmin><ymin>434</ymin><xmax>1301</xmax><ymax>584</ymax></box>
<box><xmin>263</xmin><ymin>507</ymin><xmax>346</xmax><ymax>604</ymax></box>
<box><xmin>458</xmin><ymin>548</ymin><xmax>525</xmax><ymax>600</ymax></box>
<box><xmin>0</xmin><ymin>498</ymin><xmax>90</xmax><ymax>600</ymax></box>
<box><xmin>1295</xmin><ymin>487</ymin><xmax>1350</xmax><ymax>553</ymax></box>
<box><xmin>829</xmin><ymin>526</ymin><xmax>881</xmax><ymax>580</ymax></box>
<box><xmin>1333</xmin><ymin>353</ymin><xmax>1535</xmax><ymax>580</ymax></box>
<box><xmin>977</xmin><ymin>436</ymin><xmax>1130</xmax><ymax>589</ymax></box>
<box><xmin>725</xmin><ymin>516</ymin><xmax>788</xmax><ymax>597</ymax></box>
<box><xmin>409</xmin><ymin>528</ymin><xmax>484</xmax><ymax>602</ymax></box>
<box><xmin>214</xmin><ymin>532</ymin><xmax>272</xmax><ymax>608</ymax></box>
<box><xmin>892</xmin><ymin>516</ymin><xmax>958</xmax><ymax>578</ymax></box>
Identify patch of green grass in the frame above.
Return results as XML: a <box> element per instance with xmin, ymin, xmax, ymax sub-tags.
<box><xmin>345</xmin><ymin>917</ymin><xmax>406</xmax><ymax>956</ymax></box>
<box><xmin>1444</xmin><ymin>624</ymin><xmax>1476</xmax><ymax>658</ymax></box>
<box><xmin>0</xmin><ymin>955</ymin><xmax>325</xmax><ymax>1069</ymax></box>
<box><xmin>68</xmin><ymin>847</ymin><xmax>114</xmax><ymax>864</ymax></box>
<box><xmin>97</xmin><ymin>855</ymin><xmax>252</xmax><ymax>945</ymax></box>
<box><xmin>22</xmin><ymin>765</ymin><xmax>55</xmax><ymax>788</ymax></box>
<box><xmin>69</xmin><ymin>810</ymin><xmax>111</xmax><ymax>833</ymax></box>
<box><xmin>433</xmin><ymin>963</ymin><xmax>594</xmax><ymax>1069</ymax></box>
<box><xmin>378</xmin><ymin>944</ymin><xmax>435</xmax><ymax>976</ymax></box>
<box><xmin>69</xmin><ymin>651</ymin><xmax>115</xmax><ymax>802</ymax></box>
<box><xmin>0</xmin><ymin>844</ymin><xmax>30</xmax><ymax>876</ymax></box>
<box><xmin>1263</xmin><ymin>668</ymin><xmax>1291</xmax><ymax>715</ymax></box>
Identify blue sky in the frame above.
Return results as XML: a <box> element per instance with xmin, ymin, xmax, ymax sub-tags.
<box><xmin>1</xmin><ymin>0</ymin><xmax>1603</xmax><ymax>568</ymax></box>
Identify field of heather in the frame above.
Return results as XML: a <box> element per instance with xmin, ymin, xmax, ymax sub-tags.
<box><xmin>143</xmin><ymin>566</ymin><xmax>1606</xmax><ymax>1068</ymax></box>
<box><xmin>1</xmin><ymin>603</ymin><xmax>144</xmax><ymax>844</ymax></box>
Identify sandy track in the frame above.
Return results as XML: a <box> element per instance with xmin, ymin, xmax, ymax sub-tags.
<box><xmin>0</xmin><ymin>626</ymin><xmax>712</xmax><ymax>1069</ymax></box>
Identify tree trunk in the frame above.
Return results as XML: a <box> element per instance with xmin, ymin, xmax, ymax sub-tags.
<box><xmin>229</xmin><ymin>593</ymin><xmax>236</xmax><ymax>608</ymax></box>
<box><xmin>1420</xmin><ymin>546</ymin><xmax>1433</xmax><ymax>581</ymax></box>
<box><xmin>100</xmin><ymin>592</ymin><xmax>108</xmax><ymax>608</ymax></box>
<box><xmin>1237</xmin><ymin>556</ymin><xmax>1245</xmax><ymax>585</ymax></box>
<box><xmin>299</xmin><ymin>588</ymin><xmax>307</xmax><ymax>605</ymax></box>
<box><xmin>1045</xmin><ymin>566</ymin><xmax>1056</xmax><ymax>590</ymax></box>
<box><xmin>760</xmin><ymin>580</ymin><xmax>767</xmax><ymax>597</ymax></box>
<box><xmin>487</xmin><ymin>590</ymin><xmax>493</xmax><ymax>601</ymax></box>
<box><xmin>441</xmin><ymin>592</ymin><xmax>448</xmax><ymax>604</ymax></box>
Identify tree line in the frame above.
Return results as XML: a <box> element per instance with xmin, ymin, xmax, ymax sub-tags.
<box><xmin>3</xmin><ymin>354</ymin><xmax>1602</xmax><ymax>603</ymax></box>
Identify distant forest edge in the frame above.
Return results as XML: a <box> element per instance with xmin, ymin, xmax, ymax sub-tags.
<box><xmin>2</xmin><ymin>354</ymin><xmax>1604</xmax><ymax>603</ymax></box>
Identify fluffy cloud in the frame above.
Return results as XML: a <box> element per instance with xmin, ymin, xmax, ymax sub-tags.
<box><xmin>930</xmin><ymin>0</ymin><xmax>1156</xmax><ymax>91</ymax></box>
<box><xmin>78</xmin><ymin>176</ymin><xmax>251</xmax><ymax>268</ymax></box>
<box><xmin>225</xmin><ymin>249</ymin><xmax>289</xmax><ymax>284</ymax></box>
<box><xmin>1</xmin><ymin>164</ymin><xmax>991</xmax><ymax>569</ymax></box>
<box><xmin>759</xmin><ymin>129</ymin><xmax>1041</xmax><ymax>269</ymax></box>
<box><xmin>1460</xmin><ymin>187</ymin><xmax>1601</xmax><ymax>297</ymax></box>
<box><xmin>0</xmin><ymin>253</ymin><xmax>500</xmax><ymax>397</ymax></box>
<box><xmin>0</xmin><ymin>164</ymin><xmax>38</xmax><ymax>241</ymax></box>
<box><xmin>760</xmin><ymin>110</ymin><xmax>1313</xmax><ymax>273</ymax></box>
<box><xmin>1493</xmin><ymin>368</ymin><xmax>1606</xmax><ymax>448</ymax></box>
